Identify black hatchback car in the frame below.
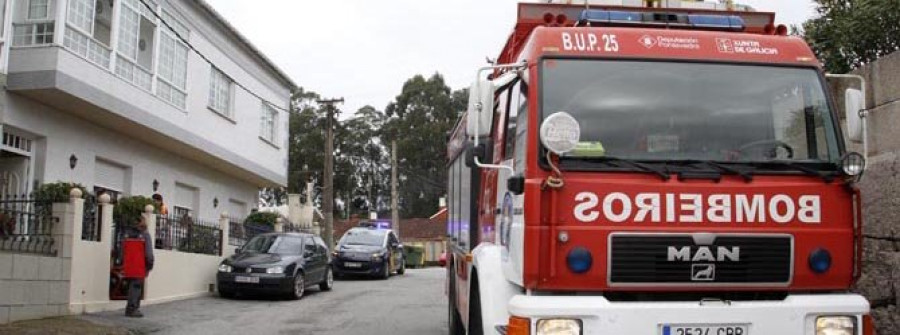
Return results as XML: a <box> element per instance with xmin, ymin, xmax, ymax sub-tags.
<box><xmin>217</xmin><ymin>233</ymin><xmax>332</xmax><ymax>299</ymax></box>
<box><xmin>333</xmin><ymin>227</ymin><xmax>405</xmax><ymax>279</ymax></box>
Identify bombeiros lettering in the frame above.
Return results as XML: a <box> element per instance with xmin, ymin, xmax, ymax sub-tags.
<box><xmin>574</xmin><ymin>192</ymin><xmax>821</xmax><ymax>224</ymax></box>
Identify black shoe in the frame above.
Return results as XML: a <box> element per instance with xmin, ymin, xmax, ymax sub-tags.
<box><xmin>125</xmin><ymin>310</ymin><xmax>144</xmax><ymax>318</ymax></box>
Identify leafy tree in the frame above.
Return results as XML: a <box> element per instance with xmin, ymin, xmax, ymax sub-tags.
<box><xmin>245</xmin><ymin>211</ymin><xmax>280</xmax><ymax>227</ymax></box>
<box><xmin>382</xmin><ymin>74</ymin><xmax>468</xmax><ymax>218</ymax></box>
<box><xmin>800</xmin><ymin>0</ymin><xmax>900</xmax><ymax>73</ymax></box>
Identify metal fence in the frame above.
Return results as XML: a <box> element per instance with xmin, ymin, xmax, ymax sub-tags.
<box><xmin>283</xmin><ymin>224</ymin><xmax>316</xmax><ymax>234</ymax></box>
<box><xmin>229</xmin><ymin>219</ymin><xmax>274</xmax><ymax>247</ymax></box>
<box><xmin>0</xmin><ymin>194</ymin><xmax>57</xmax><ymax>256</ymax></box>
<box><xmin>81</xmin><ymin>194</ymin><xmax>101</xmax><ymax>242</ymax></box>
<box><xmin>155</xmin><ymin>215</ymin><xmax>222</xmax><ymax>256</ymax></box>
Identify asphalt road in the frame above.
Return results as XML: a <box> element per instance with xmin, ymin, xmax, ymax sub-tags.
<box><xmin>82</xmin><ymin>267</ymin><xmax>448</xmax><ymax>335</ymax></box>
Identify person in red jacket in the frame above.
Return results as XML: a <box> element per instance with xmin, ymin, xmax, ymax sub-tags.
<box><xmin>124</xmin><ymin>220</ymin><xmax>154</xmax><ymax>317</ymax></box>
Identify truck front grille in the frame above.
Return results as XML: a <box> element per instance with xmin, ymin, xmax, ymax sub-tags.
<box><xmin>608</xmin><ymin>234</ymin><xmax>793</xmax><ymax>286</ymax></box>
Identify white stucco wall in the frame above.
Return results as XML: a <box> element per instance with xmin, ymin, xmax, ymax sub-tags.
<box><xmin>1</xmin><ymin>93</ymin><xmax>258</xmax><ymax>220</ymax></box>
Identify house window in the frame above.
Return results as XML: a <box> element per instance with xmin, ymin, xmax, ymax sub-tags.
<box><xmin>208</xmin><ymin>67</ymin><xmax>233</xmax><ymax>117</ymax></box>
<box><xmin>12</xmin><ymin>22</ymin><xmax>54</xmax><ymax>46</ymax></box>
<box><xmin>28</xmin><ymin>0</ymin><xmax>50</xmax><ymax>20</ymax></box>
<box><xmin>260</xmin><ymin>103</ymin><xmax>278</xmax><ymax>143</ymax></box>
<box><xmin>172</xmin><ymin>206</ymin><xmax>192</xmax><ymax>219</ymax></box>
<box><xmin>66</xmin><ymin>0</ymin><xmax>93</xmax><ymax>33</ymax></box>
<box><xmin>157</xmin><ymin>32</ymin><xmax>188</xmax><ymax>109</ymax></box>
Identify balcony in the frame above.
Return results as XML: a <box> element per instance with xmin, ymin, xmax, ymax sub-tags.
<box><xmin>4</xmin><ymin>0</ymin><xmax>286</xmax><ymax>187</ymax></box>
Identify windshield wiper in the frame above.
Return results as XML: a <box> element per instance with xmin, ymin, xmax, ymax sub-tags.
<box><xmin>563</xmin><ymin>156</ymin><xmax>671</xmax><ymax>181</ymax></box>
<box><xmin>692</xmin><ymin>161</ymin><xmax>754</xmax><ymax>182</ymax></box>
<box><xmin>745</xmin><ymin>161</ymin><xmax>835</xmax><ymax>183</ymax></box>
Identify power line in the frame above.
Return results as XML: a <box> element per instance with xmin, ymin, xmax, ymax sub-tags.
<box><xmin>136</xmin><ymin>0</ymin><xmax>292</xmax><ymax>113</ymax></box>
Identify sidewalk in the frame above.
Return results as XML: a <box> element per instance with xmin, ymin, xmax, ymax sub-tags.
<box><xmin>0</xmin><ymin>317</ymin><xmax>132</xmax><ymax>335</ymax></box>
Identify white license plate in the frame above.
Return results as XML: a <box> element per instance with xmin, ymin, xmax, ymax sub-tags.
<box><xmin>234</xmin><ymin>276</ymin><xmax>259</xmax><ymax>284</ymax></box>
<box><xmin>344</xmin><ymin>262</ymin><xmax>362</xmax><ymax>268</ymax></box>
<box><xmin>662</xmin><ymin>324</ymin><xmax>749</xmax><ymax>335</ymax></box>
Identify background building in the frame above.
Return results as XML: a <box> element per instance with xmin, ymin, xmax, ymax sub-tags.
<box><xmin>0</xmin><ymin>0</ymin><xmax>294</xmax><ymax>220</ymax></box>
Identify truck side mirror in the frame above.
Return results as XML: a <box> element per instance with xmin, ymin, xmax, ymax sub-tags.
<box><xmin>844</xmin><ymin>88</ymin><xmax>865</xmax><ymax>143</ymax></box>
<box><xmin>507</xmin><ymin>175</ymin><xmax>525</xmax><ymax>195</ymax></box>
<box><xmin>466</xmin><ymin>80</ymin><xmax>495</xmax><ymax>138</ymax></box>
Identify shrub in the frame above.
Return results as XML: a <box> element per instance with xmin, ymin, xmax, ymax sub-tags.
<box><xmin>114</xmin><ymin>196</ymin><xmax>155</xmax><ymax>228</ymax></box>
<box><xmin>244</xmin><ymin>211</ymin><xmax>279</xmax><ymax>227</ymax></box>
<box><xmin>33</xmin><ymin>182</ymin><xmax>88</xmax><ymax>203</ymax></box>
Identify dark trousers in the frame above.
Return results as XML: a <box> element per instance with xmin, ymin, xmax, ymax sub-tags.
<box><xmin>126</xmin><ymin>279</ymin><xmax>144</xmax><ymax>312</ymax></box>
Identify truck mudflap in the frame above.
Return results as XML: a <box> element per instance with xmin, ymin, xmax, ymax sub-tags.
<box><xmin>507</xmin><ymin>294</ymin><xmax>870</xmax><ymax>335</ymax></box>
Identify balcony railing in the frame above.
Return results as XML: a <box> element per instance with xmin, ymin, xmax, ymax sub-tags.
<box><xmin>114</xmin><ymin>55</ymin><xmax>153</xmax><ymax>92</ymax></box>
<box><xmin>63</xmin><ymin>26</ymin><xmax>111</xmax><ymax>69</ymax></box>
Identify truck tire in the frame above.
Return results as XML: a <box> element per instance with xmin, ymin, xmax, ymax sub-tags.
<box><xmin>468</xmin><ymin>275</ymin><xmax>484</xmax><ymax>335</ymax></box>
<box><xmin>448</xmin><ymin>263</ymin><xmax>465</xmax><ymax>335</ymax></box>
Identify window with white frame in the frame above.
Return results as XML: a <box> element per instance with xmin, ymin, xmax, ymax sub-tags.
<box><xmin>27</xmin><ymin>0</ymin><xmax>50</xmax><ymax>20</ymax></box>
<box><xmin>208</xmin><ymin>67</ymin><xmax>233</xmax><ymax>117</ymax></box>
<box><xmin>260</xmin><ymin>103</ymin><xmax>278</xmax><ymax>143</ymax></box>
<box><xmin>66</xmin><ymin>0</ymin><xmax>93</xmax><ymax>32</ymax></box>
<box><xmin>157</xmin><ymin>32</ymin><xmax>189</xmax><ymax>108</ymax></box>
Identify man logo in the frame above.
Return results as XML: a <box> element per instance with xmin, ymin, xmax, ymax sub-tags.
<box><xmin>692</xmin><ymin>264</ymin><xmax>715</xmax><ymax>281</ymax></box>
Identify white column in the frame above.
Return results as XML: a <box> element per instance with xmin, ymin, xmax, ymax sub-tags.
<box><xmin>142</xmin><ymin>205</ymin><xmax>156</xmax><ymax>242</ymax></box>
<box><xmin>219</xmin><ymin>212</ymin><xmax>229</xmax><ymax>256</ymax></box>
<box><xmin>274</xmin><ymin>217</ymin><xmax>283</xmax><ymax>233</ymax></box>
<box><xmin>53</xmin><ymin>0</ymin><xmax>69</xmax><ymax>46</ymax></box>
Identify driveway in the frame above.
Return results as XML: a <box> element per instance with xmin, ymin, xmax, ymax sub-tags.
<box><xmin>82</xmin><ymin>267</ymin><xmax>448</xmax><ymax>335</ymax></box>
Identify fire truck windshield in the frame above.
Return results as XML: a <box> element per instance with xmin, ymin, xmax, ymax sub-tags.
<box><xmin>541</xmin><ymin>59</ymin><xmax>842</xmax><ymax>165</ymax></box>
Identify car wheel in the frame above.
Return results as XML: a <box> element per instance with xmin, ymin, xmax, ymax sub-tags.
<box><xmin>218</xmin><ymin>288</ymin><xmax>235</xmax><ymax>299</ymax></box>
<box><xmin>397</xmin><ymin>258</ymin><xmax>406</xmax><ymax>275</ymax></box>
<box><xmin>319</xmin><ymin>267</ymin><xmax>334</xmax><ymax>291</ymax></box>
<box><xmin>290</xmin><ymin>272</ymin><xmax>305</xmax><ymax>300</ymax></box>
<box><xmin>380</xmin><ymin>262</ymin><xmax>390</xmax><ymax>280</ymax></box>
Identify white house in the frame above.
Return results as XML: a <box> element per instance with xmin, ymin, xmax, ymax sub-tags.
<box><xmin>0</xmin><ymin>0</ymin><xmax>294</xmax><ymax>221</ymax></box>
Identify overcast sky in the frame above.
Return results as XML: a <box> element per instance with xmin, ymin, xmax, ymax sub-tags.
<box><xmin>207</xmin><ymin>0</ymin><xmax>817</xmax><ymax>117</ymax></box>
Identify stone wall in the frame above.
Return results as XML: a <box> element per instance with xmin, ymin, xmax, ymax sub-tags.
<box><xmin>842</xmin><ymin>51</ymin><xmax>900</xmax><ymax>334</ymax></box>
<box><xmin>0</xmin><ymin>253</ymin><xmax>71</xmax><ymax>324</ymax></box>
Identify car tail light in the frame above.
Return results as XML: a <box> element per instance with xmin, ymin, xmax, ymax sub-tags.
<box><xmin>863</xmin><ymin>315</ymin><xmax>876</xmax><ymax>335</ymax></box>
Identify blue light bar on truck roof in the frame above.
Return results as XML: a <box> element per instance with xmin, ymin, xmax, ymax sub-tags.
<box><xmin>578</xmin><ymin>9</ymin><xmax>745</xmax><ymax>31</ymax></box>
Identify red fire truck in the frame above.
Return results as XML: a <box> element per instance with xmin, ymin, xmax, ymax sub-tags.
<box><xmin>445</xmin><ymin>1</ymin><xmax>874</xmax><ymax>335</ymax></box>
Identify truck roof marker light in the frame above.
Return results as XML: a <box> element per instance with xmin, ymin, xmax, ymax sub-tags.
<box><xmin>808</xmin><ymin>248</ymin><xmax>832</xmax><ymax>274</ymax></box>
<box><xmin>566</xmin><ymin>247</ymin><xmax>593</xmax><ymax>274</ymax></box>
<box><xmin>544</xmin><ymin>13</ymin><xmax>555</xmax><ymax>24</ymax></box>
<box><xmin>764</xmin><ymin>23</ymin><xmax>776</xmax><ymax>35</ymax></box>
<box><xmin>556</xmin><ymin>14</ymin><xmax>568</xmax><ymax>26</ymax></box>
<box><xmin>776</xmin><ymin>24</ymin><xmax>789</xmax><ymax>36</ymax></box>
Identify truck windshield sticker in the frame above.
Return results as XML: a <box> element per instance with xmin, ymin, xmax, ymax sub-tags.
<box><xmin>574</xmin><ymin>192</ymin><xmax>821</xmax><ymax>224</ymax></box>
<box><xmin>561</xmin><ymin>32</ymin><xmax>619</xmax><ymax>53</ymax></box>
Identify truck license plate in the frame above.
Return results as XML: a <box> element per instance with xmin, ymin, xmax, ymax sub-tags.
<box><xmin>344</xmin><ymin>262</ymin><xmax>362</xmax><ymax>268</ymax></box>
<box><xmin>234</xmin><ymin>276</ymin><xmax>259</xmax><ymax>284</ymax></box>
<box><xmin>662</xmin><ymin>324</ymin><xmax>748</xmax><ymax>335</ymax></box>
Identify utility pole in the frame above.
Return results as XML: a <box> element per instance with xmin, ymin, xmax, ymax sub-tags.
<box><xmin>318</xmin><ymin>97</ymin><xmax>343</xmax><ymax>251</ymax></box>
<box><xmin>391</xmin><ymin>140</ymin><xmax>399</xmax><ymax>238</ymax></box>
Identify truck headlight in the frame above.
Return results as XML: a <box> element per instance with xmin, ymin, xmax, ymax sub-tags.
<box><xmin>266</xmin><ymin>266</ymin><xmax>284</xmax><ymax>274</ymax></box>
<box><xmin>536</xmin><ymin>319</ymin><xmax>582</xmax><ymax>335</ymax></box>
<box><xmin>218</xmin><ymin>264</ymin><xmax>232</xmax><ymax>273</ymax></box>
<box><xmin>816</xmin><ymin>316</ymin><xmax>856</xmax><ymax>335</ymax></box>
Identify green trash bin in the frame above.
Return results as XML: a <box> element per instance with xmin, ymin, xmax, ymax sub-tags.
<box><xmin>404</xmin><ymin>245</ymin><xmax>425</xmax><ymax>268</ymax></box>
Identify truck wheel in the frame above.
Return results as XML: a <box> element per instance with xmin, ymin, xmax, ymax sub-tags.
<box><xmin>448</xmin><ymin>265</ymin><xmax>465</xmax><ymax>335</ymax></box>
<box><xmin>468</xmin><ymin>277</ymin><xmax>484</xmax><ymax>335</ymax></box>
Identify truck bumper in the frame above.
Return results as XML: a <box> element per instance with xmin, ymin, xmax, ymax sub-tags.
<box><xmin>507</xmin><ymin>294</ymin><xmax>870</xmax><ymax>335</ymax></box>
